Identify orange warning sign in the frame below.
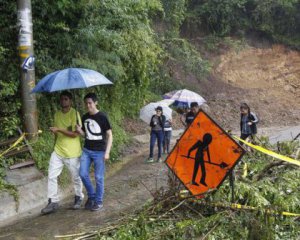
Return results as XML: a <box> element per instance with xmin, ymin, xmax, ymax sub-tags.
<box><xmin>166</xmin><ymin>110</ymin><xmax>245</xmax><ymax>197</ymax></box>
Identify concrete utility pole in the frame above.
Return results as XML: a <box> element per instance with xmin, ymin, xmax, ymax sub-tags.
<box><xmin>17</xmin><ymin>0</ymin><xmax>38</xmax><ymax>140</ymax></box>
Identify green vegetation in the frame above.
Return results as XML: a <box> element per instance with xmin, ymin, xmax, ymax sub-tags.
<box><xmin>1</xmin><ymin>0</ymin><xmax>298</xmax><ymax>167</ymax></box>
<box><xmin>0</xmin><ymin>156</ymin><xmax>19</xmax><ymax>204</ymax></box>
<box><xmin>185</xmin><ymin>0</ymin><xmax>300</xmax><ymax>49</ymax></box>
<box><xmin>0</xmin><ymin>1</ymin><xmax>299</xmax><ymax>237</ymax></box>
<box><xmin>73</xmin><ymin>138</ymin><xmax>300</xmax><ymax>239</ymax></box>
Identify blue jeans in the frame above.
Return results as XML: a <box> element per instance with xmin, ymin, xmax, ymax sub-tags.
<box><xmin>149</xmin><ymin>130</ymin><xmax>164</xmax><ymax>159</ymax></box>
<box><xmin>163</xmin><ymin>130</ymin><xmax>172</xmax><ymax>153</ymax></box>
<box><xmin>79</xmin><ymin>148</ymin><xmax>105</xmax><ymax>204</ymax></box>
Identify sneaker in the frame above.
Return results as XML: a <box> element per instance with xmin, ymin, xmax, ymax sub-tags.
<box><xmin>73</xmin><ymin>195</ymin><xmax>83</xmax><ymax>210</ymax></box>
<box><xmin>84</xmin><ymin>198</ymin><xmax>95</xmax><ymax>210</ymax></box>
<box><xmin>41</xmin><ymin>199</ymin><xmax>59</xmax><ymax>215</ymax></box>
<box><xmin>157</xmin><ymin>158</ymin><xmax>164</xmax><ymax>163</ymax></box>
<box><xmin>146</xmin><ymin>158</ymin><xmax>155</xmax><ymax>163</ymax></box>
<box><xmin>91</xmin><ymin>203</ymin><xmax>103</xmax><ymax>211</ymax></box>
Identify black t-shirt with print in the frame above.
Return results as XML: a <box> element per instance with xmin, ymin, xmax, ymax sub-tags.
<box><xmin>185</xmin><ymin>112</ymin><xmax>196</xmax><ymax>125</ymax></box>
<box><xmin>81</xmin><ymin>111</ymin><xmax>112</xmax><ymax>151</ymax></box>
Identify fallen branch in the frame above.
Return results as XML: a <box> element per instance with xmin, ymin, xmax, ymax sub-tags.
<box><xmin>201</xmin><ymin>223</ymin><xmax>219</xmax><ymax>240</ymax></box>
<box><xmin>74</xmin><ymin>232</ymin><xmax>97</xmax><ymax>240</ymax></box>
<box><xmin>293</xmin><ymin>133</ymin><xmax>300</xmax><ymax>141</ymax></box>
<box><xmin>139</xmin><ymin>180</ymin><xmax>155</xmax><ymax>198</ymax></box>
<box><xmin>254</xmin><ymin>161</ymin><xmax>286</xmax><ymax>181</ymax></box>
<box><xmin>157</xmin><ymin>199</ymin><xmax>186</xmax><ymax>220</ymax></box>
<box><xmin>55</xmin><ymin>232</ymin><xmax>91</xmax><ymax>238</ymax></box>
<box><xmin>184</xmin><ymin>202</ymin><xmax>204</xmax><ymax>218</ymax></box>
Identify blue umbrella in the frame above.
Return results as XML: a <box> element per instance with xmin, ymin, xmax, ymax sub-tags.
<box><xmin>31</xmin><ymin>68</ymin><xmax>112</xmax><ymax>93</ymax></box>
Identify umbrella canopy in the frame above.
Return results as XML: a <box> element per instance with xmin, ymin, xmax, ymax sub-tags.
<box><xmin>140</xmin><ymin>102</ymin><xmax>172</xmax><ymax>124</ymax></box>
<box><xmin>31</xmin><ymin>68</ymin><xmax>112</xmax><ymax>93</ymax></box>
<box><xmin>156</xmin><ymin>99</ymin><xmax>175</xmax><ymax>106</ymax></box>
<box><xmin>163</xmin><ymin>89</ymin><xmax>206</xmax><ymax>108</ymax></box>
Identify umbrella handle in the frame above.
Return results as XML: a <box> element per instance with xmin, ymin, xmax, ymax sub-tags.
<box><xmin>72</xmin><ymin>89</ymin><xmax>80</xmax><ymax>125</ymax></box>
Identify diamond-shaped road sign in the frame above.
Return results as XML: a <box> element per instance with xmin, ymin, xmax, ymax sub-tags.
<box><xmin>166</xmin><ymin>110</ymin><xmax>245</xmax><ymax>197</ymax></box>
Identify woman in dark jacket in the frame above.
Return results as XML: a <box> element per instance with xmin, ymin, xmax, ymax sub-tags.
<box><xmin>147</xmin><ymin>106</ymin><xmax>166</xmax><ymax>163</ymax></box>
<box><xmin>240</xmin><ymin>103</ymin><xmax>259</xmax><ymax>142</ymax></box>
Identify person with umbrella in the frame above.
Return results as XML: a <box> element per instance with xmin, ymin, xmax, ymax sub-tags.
<box><xmin>41</xmin><ymin>91</ymin><xmax>84</xmax><ymax>215</ymax></box>
<box><xmin>181</xmin><ymin>102</ymin><xmax>200</xmax><ymax>128</ymax></box>
<box><xmin>31</xmin><ymin>68</ymin><xmax>113</xmax><ymax>212</ymax></box>
<box><xmin>147</xmin><ymin>106</ymin><xmax>166</xmax><ymax>163</ymax></box>
<box><xmin>76</xmin><ymin>93</ymin><xmax>113</xmax><ymax>211</ymax></box>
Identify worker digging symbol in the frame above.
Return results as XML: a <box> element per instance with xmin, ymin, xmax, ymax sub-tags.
<box><xmin>165</xmin><ymin>110</ymin><xmax>245</xmax><ymax>197</ymax></box>
<box><xmin>182</xmin><ymin>133</ymin><xmax>230</xmax><ymax>187</ymax></box>
<box><xmin>187</xmin><ymin>133</ymin><xmax>212</xmax><ymax>186</ymax></box>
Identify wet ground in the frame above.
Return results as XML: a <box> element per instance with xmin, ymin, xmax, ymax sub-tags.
<box><xmin>0</xmin><ymin>151</ymin><xmax>169</xmax><ymax>240</ymax></box>
<box><xmin>0</xmin><ymin>125</ymin><xmax>299</xmax><ymax>239</ymax></box>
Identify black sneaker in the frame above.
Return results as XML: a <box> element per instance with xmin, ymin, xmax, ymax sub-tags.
<box><xmin>84</xmin><ymin>198</ymin><xmax>94</xmax><ymax>210</ymax></box>
<box><xmin>73</xmin><ymin>195</ymin><xmax>83</xmax><ymax>210</ymax></box>
<box><xmin>91</xmin><ymin>203</ymin><xmax>103</xmax><ymax>211</ymax></box>
<box><xmin>41</xmin><ymin>199</ymin><xmax>59</xmax><ymax>215</ymax></box>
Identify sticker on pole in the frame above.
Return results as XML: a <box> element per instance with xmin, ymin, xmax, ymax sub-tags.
<box><xmin>166</xmin><ymin>110</ymin><xmax>245</xmax><ymax>197</ymax></box>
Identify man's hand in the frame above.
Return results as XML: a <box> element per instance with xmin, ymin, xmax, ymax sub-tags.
<box><xmin>104</xmin><ymin>152</ymin><xmax>110</xmax><ymax>161</ymax></box>
<box><xmin>50</xmin><ymin>127</ymin><xmax>59</xmax><ymax>134</ymax></box>
<box><xmin>105</xmin><ymin>129</ymin><xmax>113</xmax><ymax>161</ymax></box>
<box><xmin>247</xmin><ymin>121</ymin><xmax>253</xmax><ymax>126</ymax></box>
<box><xmin>76</xmin><ymin>124</ymin><xmax>83</xmax><ymax>134</ymax></box>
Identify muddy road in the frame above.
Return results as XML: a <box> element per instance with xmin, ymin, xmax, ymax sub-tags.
<box><xmin>0</xmin><ymin>153</ymin><xmax>169</xmax><ymax>240</ymax></box>
<box><xmin>0</xmin><ymin>126</ymin><xmax>299</xmax><ymax>239</ymax></box>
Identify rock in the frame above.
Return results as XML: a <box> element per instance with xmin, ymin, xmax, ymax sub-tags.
<box><xmin>284</xmin><ymin>84</ymin><xmax>295</xmax><ymax>93</ymax></box>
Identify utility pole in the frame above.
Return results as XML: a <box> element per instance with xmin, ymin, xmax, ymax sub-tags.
<box><xmin>17</xmin><ymin>0</ymin><xmax>38</xmax><ymax>140</ymax></box>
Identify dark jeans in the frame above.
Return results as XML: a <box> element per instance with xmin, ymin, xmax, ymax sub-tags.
<box><xmin>163</xmin><ymin>130</ymin><xmax>172</xmax><ymax>154</ymax></box>
<box><xmin>79</xmin><ymin>148</ymin><xmax>105</xmax><ymax>204</ymax></box>
<box><xmin>239</xmin><ymin>133</ymin><xmax>254</xmax><ymax>145</ymax></box>
<box><xmin>149</xmin><ymin>130</ymin><xmax>164</xmax><ymax>159</ymax></box>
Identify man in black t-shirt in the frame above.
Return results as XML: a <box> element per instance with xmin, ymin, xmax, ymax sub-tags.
<box><xmin>182</xmin><ymin>102</ymin><xmax>200</xmax><ymax>128</ymax></box>
<box><xmin>76</xmin><ymin>93</ymin><xmax>113</xmax><ymax>211</ymax></box>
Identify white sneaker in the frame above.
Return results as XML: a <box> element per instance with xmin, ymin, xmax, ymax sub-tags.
<box><xmin>146</xmin><ymin>158</ymin><xmax>155</xmax><ymax>163</ymax></box>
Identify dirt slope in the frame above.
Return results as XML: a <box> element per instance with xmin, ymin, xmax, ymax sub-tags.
<box><xmin>178</xmin><ymin>43</ymin><xmax>300</xmax><ymax>131</ymax></box>
<box><xmin>123</xmin><ymin>42</ymin><xmax>300</xmax><ymax>135</ymax></box>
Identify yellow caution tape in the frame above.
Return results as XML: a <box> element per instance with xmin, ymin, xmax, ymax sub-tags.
<box><xmin>242</xmin><ymin>162</ymin><xmax>248</xmax><ymax>178</ymax></box>
<box><xmin>0</xmin><ymin>133</ymin><xmax>25</xmax><ymax>158</ymax></box>
<box><xmin>231</xmin><ymin>203</ymin><xmax>300</xmax><ymax>217</ymax></box>
<box><xmin>189</xmin><ymin>199</ymin><xmax>300</xmax><ymax>217</ymax></box>
<box><xmin>179</xmin><ymin>190</ymin><xmax>189</xmax><ymax>199</ymax></box>
<box><xmin>229</xmin><ymin>203</ymin><xmax>300</xmax><ymax>217</ymax></box>
<box><xmin>25</xmin><ymin>130</ymin><xmax>43</xmax><ymax>135</ymax></box>
<box><xmin>234</xmin><ymin>136</ymin><xmax>300</xmax><ymax>167</ymax></box>
<box><xmin>0</xmin><ymin>130</ymin><xmax>42</xmax><ymax>158</ymax></box>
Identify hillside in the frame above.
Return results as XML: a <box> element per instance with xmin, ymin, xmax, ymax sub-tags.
<box><xmin>167</xmin><ymin>41</ymin><xmax>300</xmax><ymax>132</ymax></box>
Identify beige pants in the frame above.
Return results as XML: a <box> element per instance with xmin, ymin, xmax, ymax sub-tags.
<box><xmin>47</xmin><ymin>151</ymin><xmax>84</xmax><ymax>202</ymax></box>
